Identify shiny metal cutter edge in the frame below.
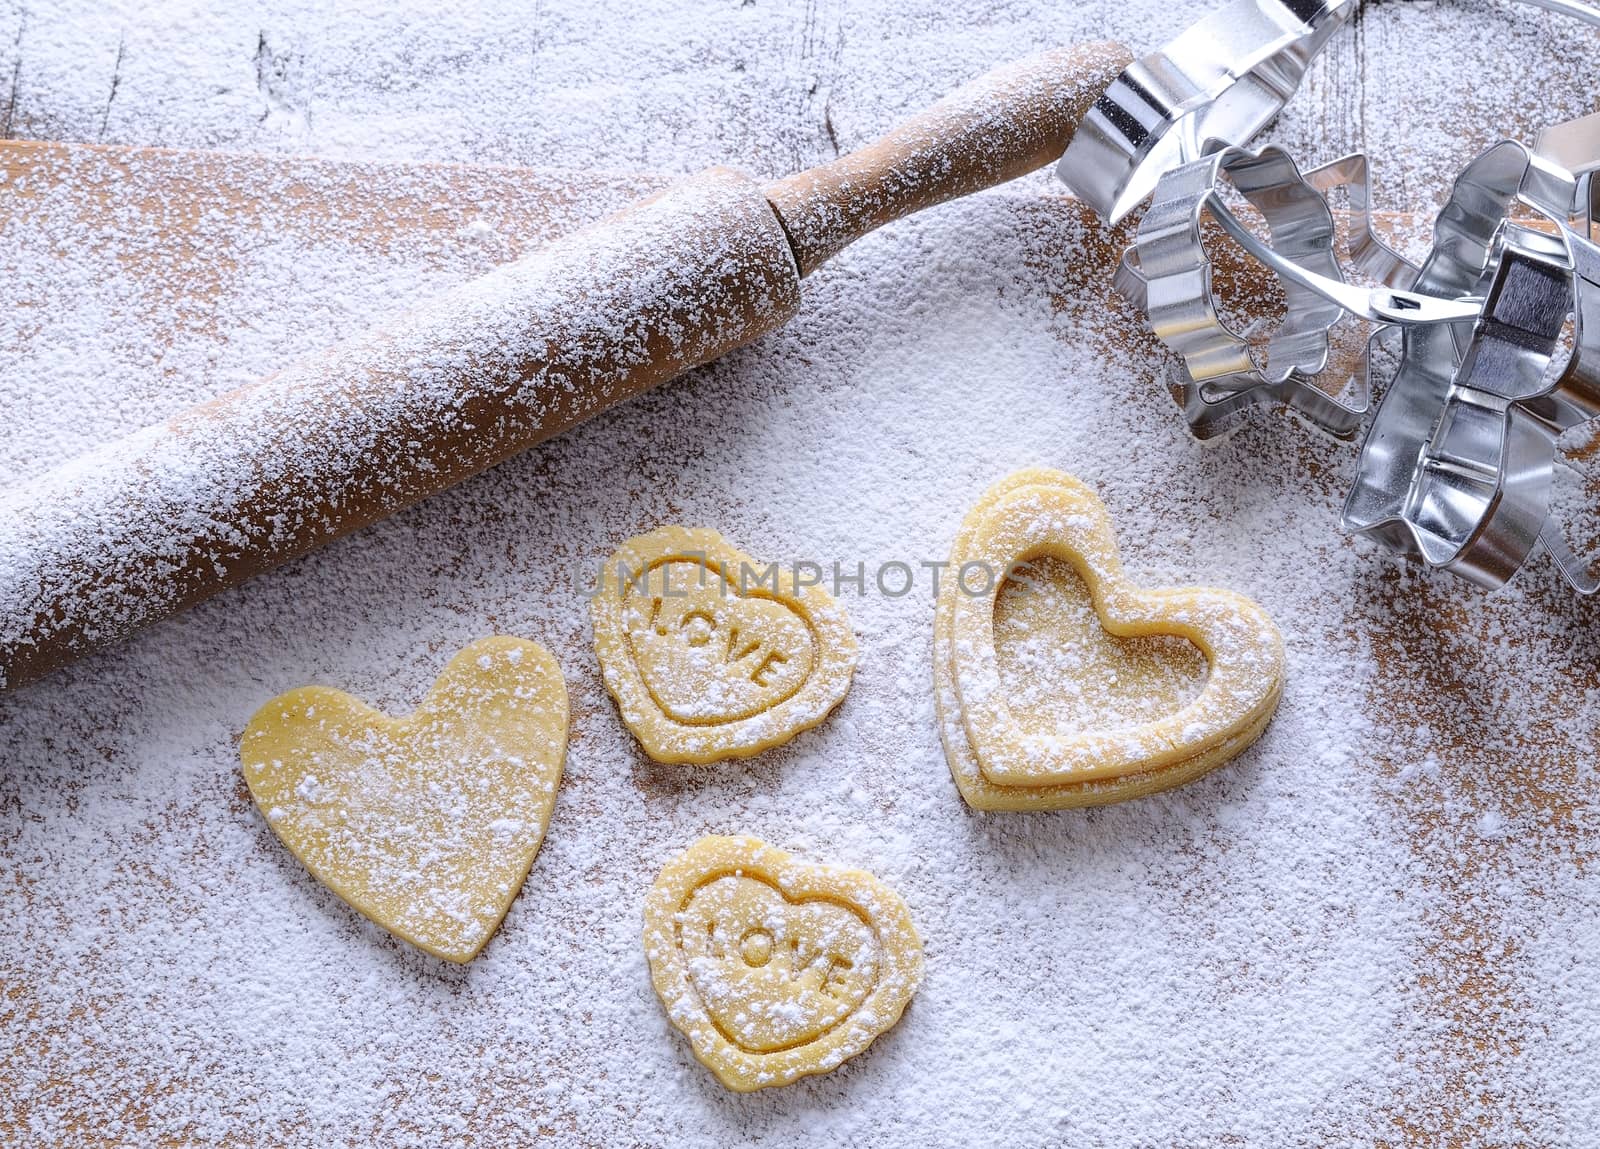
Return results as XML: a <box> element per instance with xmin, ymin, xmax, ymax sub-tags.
<box><xmin>1343</xmin><ymin>137</ymin><xmax>1600</xmax><ymax>592</ymax></box>
<box><xmin>1056</xmin><ymin>0</ymin><xmax>1357</xmax><ymax>225</ymax></box>
<box><xmin>1116</xmin><ymin>144</ymin><xmax>1365</xmax><ymax>439</ymax></box>
<box><xmin>1058</xmin><ymin>0</ymin><xmax>1600</xmax><ymax>592</ymax></box>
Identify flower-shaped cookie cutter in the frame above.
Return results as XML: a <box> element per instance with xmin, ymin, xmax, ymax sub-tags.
<box><xmin>1056</xmin><ymin>0</ymin><xmax>1358</xmax><ymax>224</ymax></box>
<box><xmin>1117</xmin><ymin>144</ymin><xmax>1466</xmax><ymax>439</ymax></box>
<box><xmin>1057</xmin><ymin>0</ymin><xmax>1600</xmax><ymax>593</ymax></box>
<box><xmin>1343</xmin><ymin>132</ymin><xmax>1600</xmax><ymax>591</ymax></box>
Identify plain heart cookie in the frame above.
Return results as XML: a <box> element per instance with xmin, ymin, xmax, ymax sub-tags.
<box><xmin>590</xmin><ymin>526</ymin><xmax>857</xmax><ymax>763</ymax></box>
<box><xmin>643</xmin><ymin>835</ymin><xmax>922</xmax><ymax>1091</ymax></box>
<box><xmin>935</xmin><ymin>469</ymin><xmax>1284</xmax><ymax>810</ymax></box>
<box><xmin>241</xmin><ymin>636</ymin><xmax>569</xmax><ymax>962</ymax></box>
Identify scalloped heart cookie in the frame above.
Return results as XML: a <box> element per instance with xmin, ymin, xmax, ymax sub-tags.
<box><xmin>241</xmin><ymin>636</ymin><xmax>569</xmax><ymax>962</ymax></box>
<box><xmin>935</xmin><ymin>469</ymin><xmax>1284</xmax><ymax>810</ymax></box>
<box><xmin>590</xmin><ymin>526</ymin><xmax>857</xmax><ymax>763</ymax></box>
<box><xmin>643</xmin><ymin>835</ymin><xmax>922</xmax><ymax>1092</ymax></box>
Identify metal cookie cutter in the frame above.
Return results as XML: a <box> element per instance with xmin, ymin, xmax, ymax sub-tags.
<box><xmin>1056</xmin><ymin>0</ymin><xmax>1600</xmax><ymax>594</ymax></box>
<box><xmin>1118</xmin><ymin>144</ymin><xmax>1461</xmax><ymax>439</ymax></box>
<box><xmin>1343</xmin><ymin>133</ymin><xmax>1600</xmax><ymax>591</ymax></box>
<box><xmin>1532</xmin><ymin>108</ymin><xmax>1600</xmax><ymax>231</ymax></box>
<box><xmin>1056</xmin><ymin>0</ymin><xmax>1358</xmax><ymax>224</ymax></box>
<box><xmin>1117</xmin><ymin>144</ymin><xmax>1355</xmax><ymax>437</ymax></box>
<box><xmin>1300</xmin><ymin>152</ymin><xmax>1420</xmax><ymax>290</ymax></box>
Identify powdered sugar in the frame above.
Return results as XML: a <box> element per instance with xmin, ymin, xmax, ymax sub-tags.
<box><xmin>4</xmin><ymin>0</ymin><xmax>1600</xmax><ymax>1145</ymax></box>
<box><xmin>0</xmin><ymin>153</ymin><xmax>800</xmax><ymax>688</ymax></box>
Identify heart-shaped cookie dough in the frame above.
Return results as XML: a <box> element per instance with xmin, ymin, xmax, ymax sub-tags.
<box><xmin>241</xmin><ymin>636</ymin><xmax>569</xmax><ymax>962</ymax></box>
<box><xmin>935</xmin><ymin>469</ymin><xmax>1284</xmax><ymax>810</ymax></box>
<box><xmin>643</xmin><ymin>835</ymin><xmax>921</xmax><ymax>1092</ymax></box>
<box><xmin>591</xmin><ymin>527</ymin><xmax>856</xmax><ymax>763</ymax></box>
<box><xmin>682</xmin><ymin>875</ymin><xmax>880</xmax><ymax>1052</ymax></box>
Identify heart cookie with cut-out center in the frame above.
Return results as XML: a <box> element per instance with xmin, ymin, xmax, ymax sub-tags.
<box><xmin>643</xmin><ymin>835</ymin><xmax>921</xmax><ymax>1092</ymax></box>
<box><xmin>935</xmin><ymin>468</ymin><xmax>1284</xmax><ymax>810</ymax></box>
<box><xmin>241</xmin><ymin>636</ymin><xmax>568</xmax><ymax>963</ymax></box>
<box><xmin>591</xmin><ymin>527</ymin><xmax>856</xmax><ymax>763</ymax></box>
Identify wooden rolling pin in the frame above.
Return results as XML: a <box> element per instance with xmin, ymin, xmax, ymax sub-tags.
<box><xmin>0</xmin><ymin>42</ymin><xmax>1129</xmax><ymax>690</ymax></box>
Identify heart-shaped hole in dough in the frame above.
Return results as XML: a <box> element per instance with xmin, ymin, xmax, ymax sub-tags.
<box><xmin>935</xmin><ymin>468</ymin><xmax>1283</xmax><ymax>808</ymax></box>
<box><xmin>994</xmin><ymin>555</ymin><xmax>1208</xmax><ymax>739</ymax></box>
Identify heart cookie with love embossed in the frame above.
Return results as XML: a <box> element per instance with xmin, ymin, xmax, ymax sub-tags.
<box><xmin>591</xmin><ymin>526</ymin><xmax>857</xmax><ymax>763</ymax></box>
<box><xmin>643</xmin><ymin>835</ymin><xmax>922</xmax><ymax>1091</ymax></box>
<box><xmin>241</xmin><ymin>636</ymin><xmax>569</xmax><ymax>962</ymax></box>
<box><xmin>935</xmin><ymin>468</ymin><xmax>1284</xmax><ymax>810</ymax></box>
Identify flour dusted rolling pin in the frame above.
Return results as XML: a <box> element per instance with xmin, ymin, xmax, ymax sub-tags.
<box><xmin>0</xmin><ymin>43</ymin><xmax>1129</xmax><ymax>690</ymax></box>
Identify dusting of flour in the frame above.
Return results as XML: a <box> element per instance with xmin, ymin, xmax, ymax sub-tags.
<box><xmin>4</xmin><ymin>1</ymin><xmax>1600</xmax><ymax>1146</ymax></box>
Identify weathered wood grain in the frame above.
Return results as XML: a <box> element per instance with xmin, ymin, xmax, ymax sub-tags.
<box><xmin>4</xmin><ymin>2</ymin><xmax>1600</xmax><ymax>1143</ymax></box>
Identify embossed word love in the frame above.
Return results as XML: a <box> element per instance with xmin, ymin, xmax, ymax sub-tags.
<box><xmin>591</xmin><ymin>526</ymin><xmax>857</xmax><ymax>763</ymax></box>
<box><xmin>643</xmin><ymin>835</ymin><xmax>922</xmax><ymax>1091</ymax></box>
<box><xmin>936</xmin><ymin>469</ymin><xmax>1285</xmax><ymax>810</ymax></box>
<box><xmin>241</xmin><ymin>636</ymin><xmax>568</xmax><ymax>962</ymax></box>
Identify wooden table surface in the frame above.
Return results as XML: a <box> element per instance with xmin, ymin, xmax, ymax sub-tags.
<box><xmin>4</xmin><ymin>0</ymin><xmax>1598</xmax><ymax>212</ymax></box>
<box><xmin>4</xmin><ymin>3</ymin><xmax>1600</xmax><ymax>1146</ymax></box>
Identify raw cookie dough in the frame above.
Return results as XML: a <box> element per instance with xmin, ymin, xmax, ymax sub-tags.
<box><xmin>590</xmin><ymin>526</ymin><xmax>857</xmax><ymax>763</ymax></box>
<box><xmin>241</xmin><ymin>636</ymin><xmax>569</xmax><ymax>962</ymax></box>
<box><xmin>643</xmin><ymin>835</ymin><xmax>922</xmax><ymax>1092</ymax></box>
<box><xmin>935</xmin><ymin>469</ymin><xmax>1284</xmax><ymax>810</ymax></box>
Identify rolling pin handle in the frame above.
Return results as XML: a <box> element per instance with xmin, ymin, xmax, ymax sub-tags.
<box><xmin>763</xmin><ymin>42</ymin><xmax>1132</xmax><ymax>276</ymax></box>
